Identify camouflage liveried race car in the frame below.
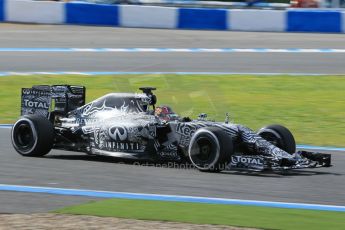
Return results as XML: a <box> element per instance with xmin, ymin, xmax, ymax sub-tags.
<box><xmin>11</xmin><ymin>85</ymin><xmax>331</xmax><ymax>172</ymax></box>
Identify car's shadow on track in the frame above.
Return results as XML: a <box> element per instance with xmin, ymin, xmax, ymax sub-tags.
<box><xmin>44</xmin><ymin>154</ymin><xmax>342</xmax><ymax>178</ymax></box>
<box><xmin>220</xmin><ymin>169</ymin><xmax>342</xmax><ymax>178</ymax></box>
<box><xmin>45</xmin><ymin>154</ymin><xmax>129</xmax><ymax>164</ymax></box>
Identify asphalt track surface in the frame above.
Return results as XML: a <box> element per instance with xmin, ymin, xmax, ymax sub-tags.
<box><xmin>1</xmin><ymin>24</ymin><xmax>345</xmax><ymax>213</ymax></box>
<box><xmin>0</xmin><ymin>23</ymin><xmax>345</xmax><ymax>74</ymax></box>
<box><xmin>1</xmin><ymin>128</ymin><xmax>345</xmax><ymax>213</ymax></box>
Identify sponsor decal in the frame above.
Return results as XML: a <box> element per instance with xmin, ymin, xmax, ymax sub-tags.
<box><xmin>176</xmin><ymin>123</ymin><xmax>196</xmax><ymax>137</ymax></box>
<box><xmin>104</xmin><ymin>141</ymin><xmax>141</xmax><ymax>151</ymax></box>
<box><xmin>23</xmin><ymin>99</ymin><xmax>49</xmax><ymax>109</ymax></box>
<box><xmin>92</xmin><ymin>129</ymin><xmax>145</xmax><ymax>152</ymax></box>
<box><xmin>159</xmin><ymin>144</ymin><xmax>178</xmax><ymax>158</ymax></box>
<box><xmin>109</xmin><ymin>126</ymin><xmax>128</xmax><ymax>141</ymax></box>
<box><xmin>231</xmin><ymin>156</ymin><xmax>263</xmax><ymax>165</ymax></box>
<box><xmin>159</xmin><ymin>151</ymin><xmax>178</xmax><ymax>158</ymax></box>
<box><xmin>21</xmin><ymin>88</ymin><xmax>51</xmax><ymax>116</ymax></box>
<box><xmin>22</xmin><ymin>88</ymin><xmax>50</xmax><ymax>96</ymax></box>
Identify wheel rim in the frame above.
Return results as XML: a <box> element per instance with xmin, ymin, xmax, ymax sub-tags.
<box><xmin>189</xmin><ymin>134</ymin><xmax>218</xmax><ymax>168</ymax></box>
<box><xmin>195</xmin><ymin>137</ymin><xmax>213</xmax><ymax>162</ymax></box>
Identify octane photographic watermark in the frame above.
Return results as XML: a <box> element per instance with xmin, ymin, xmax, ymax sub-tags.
<box><xmin>132</xmin><ymin>161</ymin><xmax>196</xmax><ymax>170</ymax></box>
<box><xmin>127</xmin><ymin>161</ymin><xmax>230</xmax><ymax>171</ymax></box>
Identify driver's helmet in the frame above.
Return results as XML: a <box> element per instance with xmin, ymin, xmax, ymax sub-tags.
<box><xmin>154</xmin><ymin>106</ymin><xmax>179</xmax><ymax>121</ymax></box>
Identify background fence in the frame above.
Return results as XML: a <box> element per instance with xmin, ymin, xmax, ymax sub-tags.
<box><xmin>0</xmin><ymin>0</ymin><xmax>344</xmax><ymax>33</ymax></box>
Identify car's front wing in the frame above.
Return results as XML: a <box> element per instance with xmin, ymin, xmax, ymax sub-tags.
<box><xmin>228</xmin><ymin>151</ymin><xmax>331</xmax><ymax>172</ymax></box>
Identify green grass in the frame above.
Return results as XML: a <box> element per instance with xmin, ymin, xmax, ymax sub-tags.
<box><xmin>55</xmin><ymin>198</ymin><xmax>345</xmax><ymax>230</ymax></box>
<box><xmin>1</xmin><ymin>74</ymin><xmax>344</xmax><ymax>147</ymax></box>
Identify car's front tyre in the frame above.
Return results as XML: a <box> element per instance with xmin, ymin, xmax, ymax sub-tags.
<box><xmin>188</xmin><ymin>127</ymin><xmax>233</xmax><ymax>172</ymax></box>
<box><xmin>11</xmin><ymin>115</ymin><xmax>54</xmax><ymax>157</ymax></box>
<box><xmin>257</xmin><ymin>124</ymin><xmax>296</xmax><ymax>154</ymax></box>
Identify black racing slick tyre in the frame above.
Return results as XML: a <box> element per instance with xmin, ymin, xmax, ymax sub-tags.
<box><xmin>11</xmin><ymin>115</ymin><xmax>54</xmax><ymax>157</ymax></box>
<box><xmin>188</xmin><ymin>127</ymin><xmax>233</xmax><ymax>172</ymax></box>
<box><xmin>257</xmin><ymin>124</ymin><xmax>296</xmax><ymax>154</ymax></box>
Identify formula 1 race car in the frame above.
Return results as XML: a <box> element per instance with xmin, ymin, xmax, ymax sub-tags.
<box><xmin>11</xmin><ymin>85</ymin><xmax>331</xmax><ymax>172</ymax></box>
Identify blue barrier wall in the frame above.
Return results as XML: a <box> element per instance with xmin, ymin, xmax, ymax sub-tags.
<box><xmin>287</xmin><ymin>10</ymin><xmax>342</xmax><ymax>33</ymax></box>
<box><xmin>1</xmin><ymin>1</ymin><xmax>344</xmax><ymax>34</ymax></box>
<box><xmin>0</xmin><ymin>0</ymin><xmax>4</xmax><ymax>22</ymax></box>
<box><xmin>178</xmin><ymin>8</ymin><xmax>227</xmax><ymax>30</ymax></box>
<box><xmin>66</xmin><ymin>3</ymin><xmax>119</xmax><ymax>26</ymax></box>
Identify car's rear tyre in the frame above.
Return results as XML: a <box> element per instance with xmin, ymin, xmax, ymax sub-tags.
<box><xmin>11</xmin><ymin>115</ymin><xmax>54</xmax><ymax>157</ymax></box>
<box><xmin>257</xmin><ymin>124</ymin><xmax>296</xmax><ymax>154</ymax></box>
<box><xmin>188</xmin><ymin>127</ymin><xmax>233</xmax><ymax>172</ymax></box>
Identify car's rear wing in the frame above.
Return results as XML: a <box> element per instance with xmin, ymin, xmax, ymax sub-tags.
<box><xmin>21</xmin><ymin>85</ymin><xmax>86</xmax><ymax>117</ymax></box>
